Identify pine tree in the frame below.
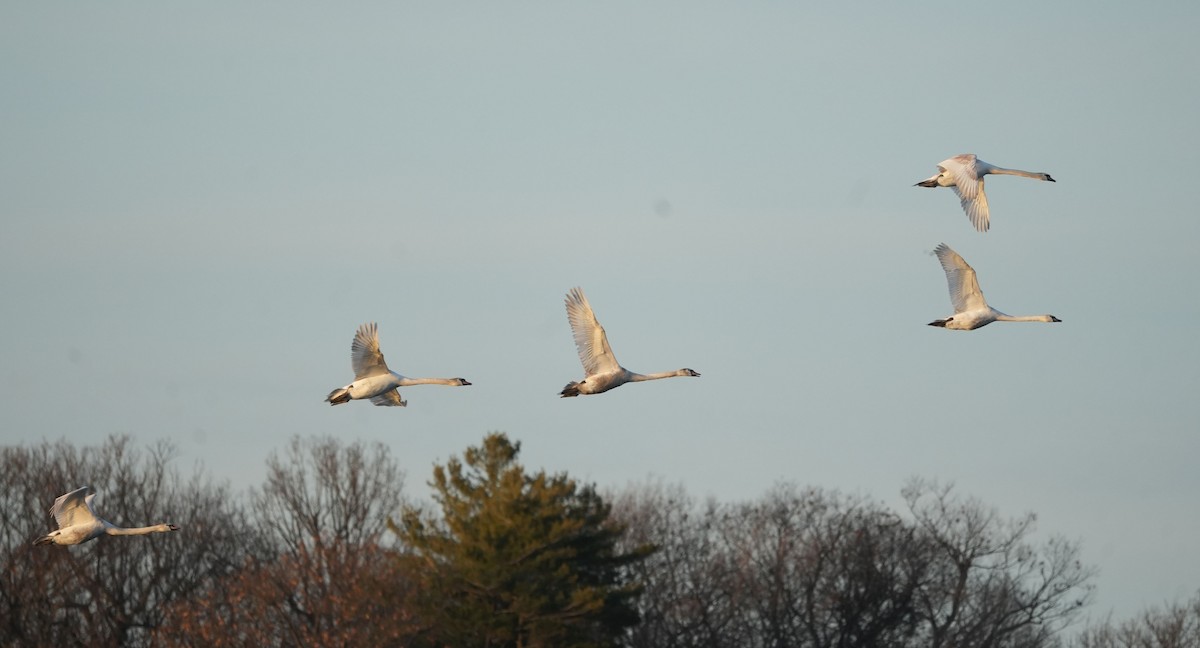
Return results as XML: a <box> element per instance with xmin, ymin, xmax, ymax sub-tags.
<box><xmin>393</xmin><ymin>433</ymin><xmax>654</xmax><ymax>648</ymax></box>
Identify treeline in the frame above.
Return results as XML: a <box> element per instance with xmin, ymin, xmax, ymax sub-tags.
<box><xmin>0</xmin><ymin>434</ymin><xmax>1194</xmax><ymax>647</ymax></box>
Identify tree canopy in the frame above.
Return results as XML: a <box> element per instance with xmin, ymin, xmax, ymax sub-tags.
<box><xmin>393</xmin><ymin>432</ymin><xmax>654</xmax><ymax>648</ymax></box>
<box><xmin>2</xmin><ymin>433</ymin><xmax>1183</xmax><ymax>648</ymax></box>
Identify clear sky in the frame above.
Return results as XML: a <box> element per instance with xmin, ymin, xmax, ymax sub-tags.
<box><xmin>3</xmin><ymin>1</ymin><xmax>1198</xmax><ymax>622</ymax></box>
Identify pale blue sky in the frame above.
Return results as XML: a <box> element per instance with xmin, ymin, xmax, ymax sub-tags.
<box><xmin>3</xmin><ymin>1</ymin><xmax>1198</xmax><ymax>621</ymax></box>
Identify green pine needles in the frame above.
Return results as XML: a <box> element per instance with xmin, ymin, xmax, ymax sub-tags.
<box><xmin>392</xmin><ymin>433</ymin><xmax>655</xmax><ymax>648</ymax></box>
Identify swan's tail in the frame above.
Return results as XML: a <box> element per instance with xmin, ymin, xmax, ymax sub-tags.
<box><xmin>325</xmin><ymin>387</ymin><xmax>352</xmax><ymax>405</ymax></box>
<box><xmin>915</xmin><ymin>178</ymin><xmax>939</xmax><ymax>188</ymax></box>
<box><xmin>33</xmin><ymin>534</ymin><xmax>53</xmax><ymax>546</ymax></box>
<box><xmin>560</xmin><ymin>382</ymin><xmax>581</xmax><ymax>398</ymax></box>
<box><xmin>928</xmin><ymin>319</ymin><xmax>950</xmax><ymax>328</ymax></box>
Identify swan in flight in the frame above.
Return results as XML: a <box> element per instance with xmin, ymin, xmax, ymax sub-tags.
<box><xmin>929</xmin><ymin>243</ymin><xmax>1061</xmax><ymax>330</ymax></box>
<box><xmin>915</xmin><ymin>154</ymin><xmax>1055</xmax><ymax>232</ymax></box>
<box><xmin>325</xmin><ymin>322</ymin><xmax>470</xmax><ymax>407</ymax></box>
<box><xmin>560</xmin><ymin>287</ymin><xmax>699</xmax><ymax>397</ymax></box>
<box><xmin>33</xmin><ymin>486</ymin><xmax>179</xmax><ymax>546</ymax></box>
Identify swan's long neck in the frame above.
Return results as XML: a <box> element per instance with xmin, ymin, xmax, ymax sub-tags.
<box><xmin>994</xmin><ymin>313</ymin><xmax>1056</xmax><ymax>323</ymax></box>
<box><xmin>987</xmin><ymin>167</ymin><xmax>1048</xmax><ymax>180</ymax></box>
<box><xmin>630</xmin><ymin>370</ymin><xmax>688</xmax><ymax>382</ymax></box>
<box><xmin>106</xmin><ymin>523</ymin><xmax>173</xmax><ymax>536</ymax></box>
<box><xmin>397</xmin><ymin>377</ymin><xmax>464</xmax><ymax>386</ymax></box>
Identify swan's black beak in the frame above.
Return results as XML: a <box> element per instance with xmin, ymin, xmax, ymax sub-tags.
<box><xmin>459</xmin><ymin>379</ymin><xmax>472</xmax><ymax>386</ymax></box>
<box><xmin>1051</xmin><ymin>316</ymin><xmax>1062</xmax><ymax>322</ymax></box>
<box><xmin>168</xmin><ymin>524</ymin><xmax>180</xmax><ymax>531</ymax></box>
<box><xmin>1045</xmin><ymin>174</ymin><xmax>1056</xmax><ymax>182</ymax></box>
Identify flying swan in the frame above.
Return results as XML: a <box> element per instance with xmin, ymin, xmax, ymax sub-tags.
<box><xmin>929</xmin><ymin>243</ymin><xmax>1061</xmax><ymax>330</ymax></box>
<box><xmin>33</xmin><ymin>486</ymin><xmax>179</xmax><ymax>546</ymax></box>
<box><xmin>915</xmin><ymin>154</ymin><xmax>1055</xmax><ymax>232</ymax></box>
<box><xmin>560</xmin><ymin>287</ymin><xmax>699</xmax><ymax>397</ymax></box>
<box><xmin>325</xmin><ymin>322</ymin><xmax>470</xmax><ymax>407</ymax></box>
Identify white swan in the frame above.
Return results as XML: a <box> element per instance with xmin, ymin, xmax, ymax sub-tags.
<box><xmin>560</xmin><ymin>287</ymin><xmax>699</xmax><ymax>397</ymax></box>
<box><xmin>325</xmin><ymin>322</ymin><xmax>470</xmax><ymax>406</ymax></box>
<box><xmin>915</xmin><ymin>154</ymin><xmax>1055</xmax><ymax>232</ymax></box>
<box><xmin>929</xmin><ymin>243</ymin><xmax>1061</xmax><ymax>330</ymax></box>
<box><xmin>33</xmin><ymin>486</ymin><xmax>179</xmax><ymax>546</ymax></box>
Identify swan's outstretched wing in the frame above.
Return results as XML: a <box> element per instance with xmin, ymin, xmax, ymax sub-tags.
<box><xmin>370</xmin><ymin>390</ymin><xmax>407</xmax><ymax>407</ymax></box>
<box><xmin>939</xmin><ymin>155</ymin><xmax>980</xmax><ymax>197</ymax></box>
<box><xmin>351</xmin><ymin>322</ymin><xmax>391</xmax><ymax>378</ymax></box>
<box><xmin>51</xmin><ymin>486</ymin><xmax>98</xmax><ymax>529</ymax></box>
<box><xmin>934</xmin><ymin>243</ymin><xmax>988</xmax><ymax>314</ymax></box>
<box><xmin>954</xmin><ymin>184</ymin><xmax>990</xmax><ymax>233</ymax></box>
<box><xmin>940</xmin><ymin>155</ymin><xmax>989</xmax><ymax>232</ymax></box>
<box><xmin>565</xmin><ymin>287</ymin><xmax>620</xmax><ymax>377</ymax></box>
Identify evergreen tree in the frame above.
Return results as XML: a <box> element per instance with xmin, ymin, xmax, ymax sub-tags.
<box><xmin>393</xmin><ymin>433</ymin><xmax>653</xmax><ymax>648</ymax></box>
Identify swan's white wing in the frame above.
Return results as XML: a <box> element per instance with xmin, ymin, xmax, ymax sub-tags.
<box><xmin>351</xmin><ymin>322</ymin><xmax>391</xmax><ymax>379</ymax></box>
<box><xmin>940</xmin><ymin>154</ymin><xmax>981</xmax><ymax>199</ymax></box>
<box><xmin>370</xmin><ymin>389</ymin><xmax>407</xmax><ymax>407</ymax></box>
<box><xmin>934</xmin><ymin>243</ymin><xmax>988</xmax><ymax>313</ymax></box>
<box><xmin>932</xmin><ymin>155</ymin><xmax>988</xmax><ymax>231</ymax></box>
<box><xmin>51</xmin><ymin>486</ymin><xmax>99</xmax><ymax>529</ymax></box>
<box><xmin>565</xmin><ymin>287</ymin><xmax>620</xmax><ymax>377</ymax></box>
<box><xmin>953</xmin><ymin>181</ymin><xmax>990</xmax><ymax>232</ymax></box>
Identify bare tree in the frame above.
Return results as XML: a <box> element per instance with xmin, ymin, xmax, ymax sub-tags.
<box><xmin>1073</xmin><ymin>591</ymin><xmax>1200</xmax><ymax>648</ymax></box>
<box><xmin>904</xmin><ymin>478</ymin><xmax>1096</xmax><ymax>648</ymax></box>
<box><xmin>614</xmin><ymin>479</ymin><xmax>1096</xmax><ymax>648</ymax></box>
<box><xmin>613</xmin><ymin>483</ymin><xmax>929</xmax><ymax>648</ymax></box>
<box><xmin>154</xmin><ymin>435</ymin><xmax>417</xmax><ymax>646</ymax></box>
<box><xmin>612</xmin><ymin>481</ymin><xmax>738</xmax><ymax>648</ymax></box>
<box><xmin>716</xmin><ymin>484</ymin><xmax>928</xmax><ymax>648</ymax></box>
<box><xmin>0</xmin><ymin>435</ymin><xmax>247</xmax><ymax>648</ymax></box>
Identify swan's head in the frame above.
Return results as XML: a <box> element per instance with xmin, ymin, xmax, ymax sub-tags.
<box><xmin>455</xmin><ymin>378</ymin><xmax>471</xmax><ymax>386</ymax></box>
<box><xmin>1048</xmin><ymin>315</ymin><xmax>1062</xmax><ymax>323</ymax></box>
<box><xmin>1042</xmin><ymin>173</ymin><xmax>1056</xmax><ymax>182</ymax></box>
<box><xmin>167</xmin><ymin>524</ymin><xmax>180</xmax><ymax>532</ymax></box>
<box><xmin>680</xmin><ymin>368</ymin><xmax>700</xmax><ymax>377</ymax></box>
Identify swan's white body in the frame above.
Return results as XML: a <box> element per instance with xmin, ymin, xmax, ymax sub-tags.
<box><xmin>33</xmin><ymin>486</ymin><xmax>179</xmax><ymax>546</ymax></box>
<box><xmin>325</xmin><ymin>322</ymin><xmax>470</xmax><ymax>406</ymax></box>
<box><xmin>929</xmin><ymin>243</ymin><xmax>1061</xmax><ymax>331</ymax></box>
<box><xmin>560</xmin><ymin>287</ymin><xmax>699</xmax><ymax>397</ymax></box>
<box><xmin>916</xmin><ymin>154</ymin><xmax>1055</xmax><ymax>232</ymax></box>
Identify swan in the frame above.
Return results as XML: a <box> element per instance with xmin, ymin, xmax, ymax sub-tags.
<box><xmin>325</xmin><ymin>322</ymin><xmax>470</xmax><ymax>406</ymax></box>
<box><xmin>915</xmin><ymin>154</ymin><xmax>1055</xmax><ymax>232</ymax></box>
<box><xmin>929</xmin><ymin>243</ymin><xmax>1061</xmax><ymax>330</ymax></box>
<box><xmin>33</xmin><ymin>486</ymin><xmax>179</xmax><ymax>546</ymax></box>
<box><xmin>560</xmin><ymin>287</ymin><xmax>699</xmax><ymax>397</ymax></box>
